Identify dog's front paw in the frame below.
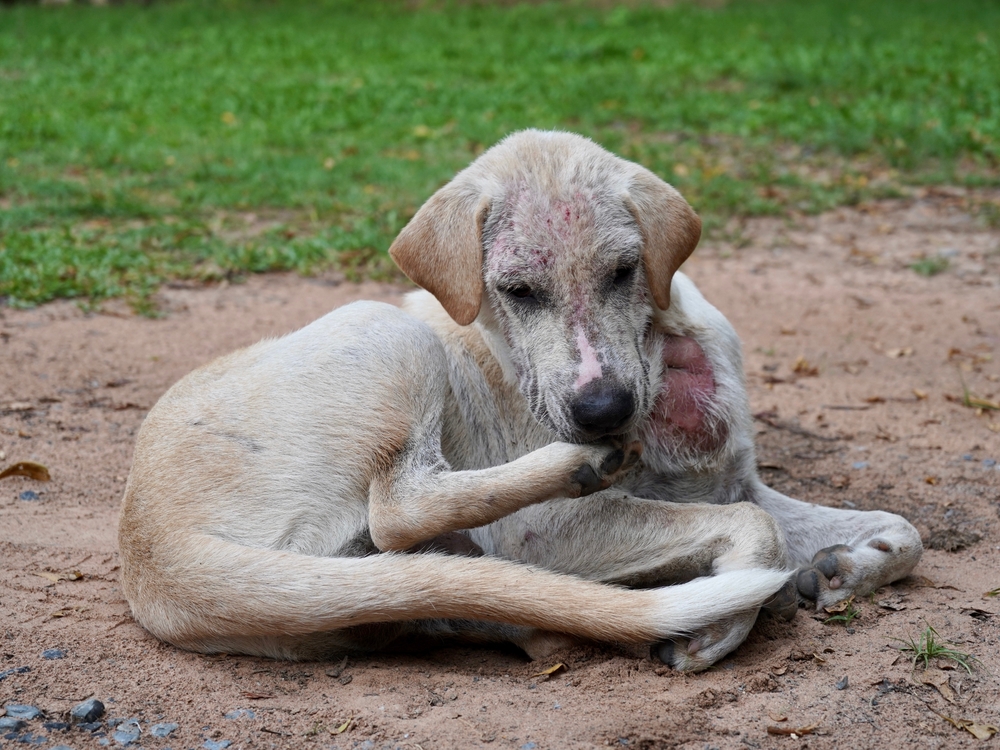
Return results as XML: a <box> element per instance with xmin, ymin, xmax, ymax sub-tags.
<box><xmin>796</xmin><ymin>534</ymin><xmax>921</xmax><ymax>610</ymax></box>
<box><xmin>569</xmin><ymin>441</ymin><xmax>643</xmax><ymax>497</ymax></box>
<box><xmin>653</xmin><ymin>609</ymin><xmax>757</xmax><ymax>673</ymax></box>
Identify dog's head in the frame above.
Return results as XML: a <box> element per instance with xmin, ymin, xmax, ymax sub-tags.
<box><xmin>390</xmin><ymin>130</ymin><xmax>701</xmax><ymax>443</ymax></box>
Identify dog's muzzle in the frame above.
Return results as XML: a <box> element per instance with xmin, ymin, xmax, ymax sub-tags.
<box><xmin>570</xmin><ymin>380</ymin><xmax>635</xmax><ymax>438</ymax></box>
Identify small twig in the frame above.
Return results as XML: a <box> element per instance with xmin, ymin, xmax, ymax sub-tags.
<box><xmin>753</xmin><ymin>412</ymin><xmax>840</xmax><ymax>442</ymax></box>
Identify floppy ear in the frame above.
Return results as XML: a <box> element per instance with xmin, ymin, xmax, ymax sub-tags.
<box><xmin>625</xmin><ymin>168</ymin><xmax>702</xmax><ymax>310</ymax></box>
<box><xmin>389</xmin><ymin>182</ymin><xmax>490</xmax><ymax>326</ymax></box>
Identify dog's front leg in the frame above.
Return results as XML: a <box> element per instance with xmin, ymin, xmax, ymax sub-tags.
<box><xmin>367</xmin><ymin>436</ymin><xmax>642</xmax><ymax>552</ymax></box>
<box><xmin>747</xmin><ymin>481</ymin><xmax>922</xmax><ymax>610</ymax></box>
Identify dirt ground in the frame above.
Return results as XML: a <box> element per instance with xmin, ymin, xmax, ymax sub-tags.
<box><xmin>2</xmin><ymin>189</ymin><xmax>999</xmax><ymax>750</ymax></box>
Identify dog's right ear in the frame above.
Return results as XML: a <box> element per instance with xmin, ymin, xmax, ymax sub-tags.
<box><xmin>389</xmin><ymin>182</ymin><xmax>490</xmax><ymax>327</ymax></box>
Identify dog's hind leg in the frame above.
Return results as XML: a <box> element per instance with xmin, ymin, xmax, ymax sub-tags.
<box><xmin>745</xmin><ymin>481</ymin><xmax>922</xmax><ymax>611</ymax></box>
<box><xmin>475</xmin><ymin>492</ymin><xmax>789</xmax><ymax>671</ymax></box>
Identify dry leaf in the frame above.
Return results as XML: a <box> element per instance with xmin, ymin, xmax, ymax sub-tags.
<box><xmin>7</xmin><ymin>402</ymin><xmax>33</xmax><ymax>411</ymax></box>
<box><xmin>240</xmin><ymin>691</ymin><xmax>275</xmax><ymax>700</ymax></box>
<box><xmin>886</xmin><ymin>347</ymin><xmax>914</xmax><ymax>358</ymax></box>
<box><xmin>531</xmin><ymin>662</ymin><xmax>566</xmax><ymax>678</ymax></box>
<box><xmin>331</xmin><ymin>718</ymin><xmax>353</xmax><ymax>734</ymax></box>
<box><xmin>941</xmin><ymin>715</ymin><xmax>998</xmax><ymax>740</ymax></box>
<box><xmin>913</xmin><ymin>388</ymin><xmax>929</xmax><ymax>400</ymax></box>
<box><xmin>34</xmin><ymin>570</ymin><xmax>82</xmax><ymax>583</ymax></box>
<box><xmin>966</xmin><ymin>396</ymin><xmax>1000</xmax><ymax>410</ymax></box>
<box><xmin>865</xmin><ymin>395</ymin><xmax>886</xmax><ymax>403</ymax></box>
<box><xmin>766</xmin><ymin>723</ymin><xmax>819</xmax><ymax>736</ymax></box>
<box><xmin>924</xmin><ymin>476</ymin><xmax>940</xmax><ymax>485</ymax></box>
<box><xmin>768</xmin><ymin>711</ymin><xmax>788</xmax><ymax>722</ymax></box>
<box><xmin>919</xmin><ymin>668</ymin><xmax>956</xmax><ymax>703</ymax></box>
<box><xmin>988</xmin><ymin>423</ymin><xmax>1000</xmax><ymax>433</ymax></box>
<box><xmin>0</xmin><ymin>461</ymin><xmax>51</xmax><ymax>482</ymax></box>
<box><xmin>877</xmin><ymin>599</ymin><xmax>907</xmax><ymax>611</ymax></box>
<box><xmin>792</xmin><ymin>356</ymin><xmax>819</xmax><ymax>376</ymax></box>
<box><xmin>824</xmin><ymin>596</ymin><xmax>855</xmax><ymax>614</ymax></box>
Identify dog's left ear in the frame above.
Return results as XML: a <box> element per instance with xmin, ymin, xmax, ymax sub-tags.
<box><xmin>625</xmin><ymin>168</ymin><xmax>702</xmax><ymax>310</ymax></box>
<box><xmin>389</xmin><ymin>181</ymin><xmax>490</xmax><ymax>326</ymax></box>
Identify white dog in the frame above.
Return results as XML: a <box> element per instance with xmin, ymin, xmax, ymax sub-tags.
<box><xmin>119</xmin><ymin>131</ymin><xmax>921</xmax><ymax>671</ymax></box>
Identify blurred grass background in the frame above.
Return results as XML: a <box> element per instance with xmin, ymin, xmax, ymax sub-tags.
<box><xmin>1</xmin><ymin>0</ymin><xmax>998</xmax><ymax>310</ymax></box>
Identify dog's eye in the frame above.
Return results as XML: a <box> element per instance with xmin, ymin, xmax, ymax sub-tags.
<box><xmin>612</xmin><ymin>265</ymin><xmax>636</xmax><ymax>287</ymax></box>
<box><xmin>505</xmin><ymin>284</ymin><xmax>536</xmax><ymax>301</ymax></box>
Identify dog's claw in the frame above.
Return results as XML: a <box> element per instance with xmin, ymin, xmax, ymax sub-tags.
<box><xmin>814</xmin><ymin>544</ymin><xmax>849</xmax><ymax>579</ymax></box>
<box><xmin>654</xmin><ymin>640</ymin><xmax>675</xmax><ymax>668</ymax></box>
<box><xmin>599</xmin><ymin>449</ymin><xmax>625</xmax><ymax>476</ymax></box>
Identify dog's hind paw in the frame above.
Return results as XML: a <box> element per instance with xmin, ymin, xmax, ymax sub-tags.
<box><xmin>652</xmin><ymin>609</ymin><xmax>757</xmax><ymax>673</ymax></box>
<box><xmin>569</xmin><ymin>441</ymin><xmax>642</xmax><ymax>497</ymax></box>
<box><xmin>796</xmin><ymin>532</ymin><xmax>921</xmax><ymax>610</ymax></box>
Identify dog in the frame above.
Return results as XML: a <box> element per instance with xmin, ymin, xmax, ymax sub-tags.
<box><xmin>119</xmin><ymin>130</ymin><xmax>921</xmax><ymax>672</ymax></box>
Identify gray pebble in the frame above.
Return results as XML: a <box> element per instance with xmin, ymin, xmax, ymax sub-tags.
<box><xmin>70</xmin><ymin>698</ymin><xmax>105</xmax><ymax>723</ymax></box>
<box><xmin>0</xmin><ymin>666</ymin><xmax>30</xmax><ymax>682</ymax></box>
<box><xmin>42</xmin><ymin>648</ymin><xmax>66</xmax><ymax>660</ymax></box>
<box><xmin>3</xmin><ymin>704</ymin><xmax>42</xmax><ymax>720</ymax></box>
<box><xmin>19</xmin><ymin>490</ymin><xmax>39</xmax><ymax>501</ymax></box>
<box><xmin>223</xmin><ymin>708</ymin><xmax>255</xmax><ymax>720</ymax></box>
<box><xmin>852</xmin><ymin>461</ymin><xmax>869</xmax><ymax>470</ymax></box>
<box><xmin>835</xmin><ymin>675</ymin><xmax>849</xmax><ymax>690</ymax></box>
<box><xmin>962</xmin><ymin>453</ymin><xmax>974</xmax><ymax>461</ymax></box>
<box><xmin>521</xmin><ymin>743</ymin><xmax>538</xmax><ymax>750</ymax></box>
<box><xmin>43</xmin><ymin>720</ymin><xmax>70</xmax><ymax>731</ymax></box>
<box><xmin>204</xmin><ymin>740</ymin><xmax>232</xmax><ymax>750</ymax></box>
<box><xmin>50</xmin><ymin>746</ymin><xmax>75</xmax><ymax>750</ymax></box>
<box><xmin>983</xmin><ymin>458</ymin><xmax>997</xmax><ymax>468</ymax></box>
<box><xmin>113</xmin><ymin>719</ymin><xmax>140</xmax><ymax>745</ymax></box>
<box><xmin>0</xmin><ymin>717</ymin><xmax>27</xmax><ymax>732</ymax></box>
<box><xmin>151</xmin><ymin>722</ymin><xmax>179</xmax><ymax>738</ymax></box>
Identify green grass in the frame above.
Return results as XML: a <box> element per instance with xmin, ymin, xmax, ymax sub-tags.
<box><xmin>2</xmin><ymin>0</ymin><xmax>999</xmax><ymax>310</ymax></box>
<box><xmin>895</xmin><ymin>625</ymin><xmax>982</xmax><ymax>674</ymax></box>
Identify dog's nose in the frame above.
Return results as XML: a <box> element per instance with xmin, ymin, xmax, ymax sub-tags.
<box><xmin>570</xmin><ymin>381</ymin><xmax>635</xmax><ymax>436</ymax></box>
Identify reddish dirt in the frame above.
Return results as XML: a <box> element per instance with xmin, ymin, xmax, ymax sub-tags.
<box><xmin>2</xmin><ymin>191</ymin><xmax>999</xmax><ymax>749</ymax></box>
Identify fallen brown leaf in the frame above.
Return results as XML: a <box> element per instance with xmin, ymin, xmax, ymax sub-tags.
<box><xmin>331</xmin><ymin>718</ymin><xmax>353</xmax><ymax>734</ymax></box>
<box><xmin>768</xmin><ymin>711</ymin><xmax>788</xmax><ymax>722</ymax></box>
<box><xmin>913</xmin><ymin>388</ymin><xmax>929</xmax><ymax>400</ymax></box>
<box><xmin>824</xmin><ymin>596</ymin><xmax>856</xmax><ymax>614</ymax></box>
<box><xmin>34</xmin><ymin>570</ymin><xmax>83</xmax><ymax>583</ymax></box>
<box><xmin>0</xmin><ymin>461</ymin><xmax>51</xmax><ymax>482</ymax></box>
<box><xmin>918</xmin><ymin>668</ymin><xmax>956</xmax><ymax>703</ymax></box>
<box><xmin>886</xmin><ymin>347</ymin><xmax>914</xmax><ymax>358</ymax></box>
<box><xmin>940</xmin><ymin>714</ymin><xmax>998</xmax><ymax>740</ymax></box>
<box><xmin>924</xmin><ymin>476</ymin><xmax>940</xmax><ymax>485</ymax></box>
<box><xmin>792</xmin><ymin>356</ymin><xmax>819</xmax><ymax>376</ymax></box>
<box><xmin>531</xmin><ymin>662</ymin><xmax>566</xmax><ymax>679</ymax></box>
<box><xmin>239</xmin><ymin>691</ymin><xmax>276</xmax><ymax>700</ymax></box>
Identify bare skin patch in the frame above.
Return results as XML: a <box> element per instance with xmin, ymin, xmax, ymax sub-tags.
<box><xmin>649</xmin><ymin>335</ymin><xmax>727</xmax><ymax>453</ymax></box>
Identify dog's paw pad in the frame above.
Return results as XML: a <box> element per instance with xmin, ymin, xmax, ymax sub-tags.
<box><xmin>761</xmin><ymin>578</ymin><xmax>799</xmax><ymax>622</ymax></box>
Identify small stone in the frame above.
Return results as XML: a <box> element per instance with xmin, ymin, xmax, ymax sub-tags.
<box><xmin>43</xmin><ymin>721</ymin><xmax>70</xmax><ymax>731</ymax></box>
<box><xmin>204</xmin><ymin>740</ymin><xmax>232</xmax><ymax>750</ymax></box>
<box><xmin>223</xmin><ymin>709</ymin><xmax>255</xmax><ymax>720</ymax></box>
<box><xmin>3</xmin><ymin>705</ymin><xmax>42</xmax><ymax>720</ymax></box>
<box><xmin>852</xmin><ymin>462</ymin><xmax>869</xmax><ymax>470</ymax></box>
<box><xmin>9</xmin><ymin>732</ymin><xmax>46</xmax><ymax>745</ymax></box>
<box><xmin>983</xmin><ymin>458</ymin><xmax>997</xmax><ymax>468</ymax></box>
<box><xmin>835</xmin><ymin>675</ymin><xmax>849</xmax><ymax>690</ymax></box>
<box><xmin>151</xmin><ymin>722</ymin><xmax>178</xmax><ymax>738</ymax></box>
<box><xmin>49</xmin><ymin>746</ymin><xmax>75</xmax><ymax>750</ymax></box>
<box><xmin>42</xmin><ymin>648</ymin><xmax>66</xmax><ymax>660</ymax></box>
<box><xmin>521</xmin><ymin>743</ymin><xmax>538</xmax><ymax>750</ymax></box>
<box><xmin>77</xmin><ymin>721</ymin><xmax>103</xmax><ymax>733</ymax></box>
<box><xmin>19</xmin><ymin>490</ymin><xmax>39</xmax><ymax>501</ymax></box>
<box><xmin>962</xmin><ymin>453</ymin><xmax>974</xmax><ymax>461</ymax></box>
<box><xmin>112</xmin><ymin>719</ymin><xmax>140</xmax><ymax>745</ymax></box>
<box><xmin>70</xmin><ymin>698</ymin><xmax>105</xmax><ymax>723</ymax></box>
<box><xmin>0</xmin><ymin>717</ymin><xmax>27</xmax><ymax>732</ymax></box>
<box><xmin>0</xmin><ymin>666</ymin><xmax>30</xmax><ymax>682</ymax></box>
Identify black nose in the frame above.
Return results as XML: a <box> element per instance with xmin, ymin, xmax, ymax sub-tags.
<box><xmin>570</xmin><ymin>381</ymin><xmax>635</xmax><ymax>436</ymax></box>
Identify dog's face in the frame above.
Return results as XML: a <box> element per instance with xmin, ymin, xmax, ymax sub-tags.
<box><xmin>390</xmin><ymin>130</ymin><xmax>701</xmax><ymax>443</ymax></box>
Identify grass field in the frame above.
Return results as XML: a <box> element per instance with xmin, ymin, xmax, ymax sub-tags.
<box><xmin>1</xmin><ymin>0</ymin><xmax>998</xmax><ymax>309</ymax></box>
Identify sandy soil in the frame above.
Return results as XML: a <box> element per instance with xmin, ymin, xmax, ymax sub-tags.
<box><xmin>2</xmin><ymin>190</ymin><xmax>999</xmax><ymax>750</ymax></box>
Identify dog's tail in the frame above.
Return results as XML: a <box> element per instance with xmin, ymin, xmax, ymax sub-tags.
<box><xmin>125</xmin><ymin>533</ymin><xmax>790</xmax><ymax>655</ymax></box>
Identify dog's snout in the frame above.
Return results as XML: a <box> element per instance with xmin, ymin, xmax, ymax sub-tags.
<box><xmin>571</xmin><ymin>381</ymin><xmax>635</xmax><ymax>436</ymax></box>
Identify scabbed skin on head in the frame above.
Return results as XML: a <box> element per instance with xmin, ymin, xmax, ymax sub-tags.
<box><xmin>390</xmin><ymin>130</ymin><xmax>702</xmax><ymax>444</ymax></box>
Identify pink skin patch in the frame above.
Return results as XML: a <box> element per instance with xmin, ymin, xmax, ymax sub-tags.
<box><xmin>574</xmin><ymin>326</ymin><xmax>603</xmax><ymax>391</ymax></box>
<box><xmin>649</xmin><ymin>335</ymin><xmax>726</xmax><ymax>452</ymax></box>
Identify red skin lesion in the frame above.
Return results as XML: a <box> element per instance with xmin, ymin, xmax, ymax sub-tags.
<box><xmin>649</xmin><ymin>335</ymin><xmax>727</xmax><ymax>453</ymax></box>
